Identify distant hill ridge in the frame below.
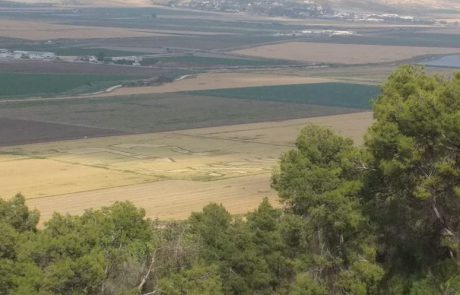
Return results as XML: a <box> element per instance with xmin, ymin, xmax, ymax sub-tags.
<box><xmin>5</xmin><ymin>0</ymin><xmax>460</xmax><ymax>11</ymax></box>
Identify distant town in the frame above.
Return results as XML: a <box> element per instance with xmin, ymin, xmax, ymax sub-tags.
<box><xmin>0</xmin><ymin>48</ymin><xmax>143</xmax><ymax>66</ymax></box>
<box><xmin>166</xmin><ymin>0</ymin><xmax>432</xmax><ymax>24</ymax></box>
<box><xmin>170</xmin><ymin>0</ymin><xmax>331</xmax><ymax>18</ymax></box>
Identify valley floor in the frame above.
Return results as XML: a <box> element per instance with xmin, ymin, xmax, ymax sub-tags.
<box><xmin>0</xmin><ymin>112</ymin><xmax>372</xmax><ymax>224</ymax></box>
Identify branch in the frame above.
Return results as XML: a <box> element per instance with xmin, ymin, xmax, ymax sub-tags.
<box><xmin>138</xmin><ymin>248</ymin><xmax>160</xmax><ymax>292</ymax></box>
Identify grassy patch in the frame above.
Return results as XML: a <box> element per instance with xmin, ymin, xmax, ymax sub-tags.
<box><xmin>189</xmin><ymin>83</ymin><xmax>380</xmax><ymax>109</ymax></box>
<box><xmin>0</xmin><ymin>73</ymin><xmax>139</xmax><ymax>98</ymax></box>
<box><xmin>141</xmin><ymin>55</ymin><xmax>293</xmax><ymax>67</ymax></box>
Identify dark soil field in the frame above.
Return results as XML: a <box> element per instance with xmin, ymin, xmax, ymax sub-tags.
<box><xmin>0</xmin><ymin>117</ymin><xmax>128</xmax><ymax>147</ymax></box>
<box><xmin>0</xmin><ymin>92</ymin><xmax>363</xmax><ymax>146</ymax></box>
<box><xmin>0</xmin><ymin>60</ymin><xmax>182</xmax><ymax>76</ymax></box>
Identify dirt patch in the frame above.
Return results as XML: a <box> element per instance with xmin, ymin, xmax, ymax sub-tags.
<box><xmin>233</xmin><ymin>42</ymin><xmax>460</xmax><ymax>65</ymax></box>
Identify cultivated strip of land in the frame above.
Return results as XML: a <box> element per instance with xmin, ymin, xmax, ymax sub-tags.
<box><xmin>233</xmin><ymin>42</ymin><xmax>460</xmax><ymax>65</ymax></box>
<box><xmin>94</xmin><ymin>73</ymin><xmax>337</xmax><ymax>97</ymax></box>
<box><xmin>0</xmin><ymin>20</ymin><xmax>170</xmax><ymax>40</ymax></box>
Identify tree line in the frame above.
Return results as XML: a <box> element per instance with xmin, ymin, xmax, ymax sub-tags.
<box><xmin>0</xmin><ymin>66</ymin><xmax>459</xmax><ymax>294</ymax></box>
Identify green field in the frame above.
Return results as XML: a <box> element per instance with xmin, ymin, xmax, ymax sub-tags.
<box><xmin>189</xmin><ymin>83</ymin><xmax>380</xmax><ymax>109</ymax></box>
<box><xmin>141</xmin><ymin>55</ymin><xmax>293</xmax><ymax>67</ymax></box>
<box><xmin>0</xmin><ymin>73</ymin><xmax>140</xmax><ymax>98</ymax></box>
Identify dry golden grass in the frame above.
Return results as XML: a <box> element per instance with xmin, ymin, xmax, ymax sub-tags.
<box><xmin>233</xmin><ymin>42</ymin><xmax>460</xmax><ymax>65</ymax></box>
<box><xmin>0</xmin><ymin>112</ymin><xmax>372</xmax><ymax>222</ymax></box>
<box><xmin>0</xmin><ymin>157</ymin><xmax>155</xmax><ymax>198</ymax></box>
<box><xmin>0</xmin><ymin>20</ymin><xmax>169</xmax><ymax>40</ymax></box>
<box><xmin>28</xmin><ymin>174</ymin><xmax>277</xmax><ymax>223</ymax></box>
<box><xmin>181</xmin><ymin>111</ymin><xmax>372</xmax><ymax>145</ymax></box>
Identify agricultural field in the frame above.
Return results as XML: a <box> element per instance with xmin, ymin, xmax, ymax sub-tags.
<box><xmin>140</xmin><ymin>55</ymin><xmax>293</xmax><ymax>67</ymax></box>
<box><xmin>233</xmin><ymin>42</ymin><xmax>460</xmax><ymax>65</ymax></box>
<box><xmin>0</xmin><ymin>72</ymin><xmax>143</xmax><ymax>98</ymax></box>
<box><xmin>0</xmin><ymin>6</ymin><xmax>304</xmax><ymax>35</ymax></box>
<box><xmin>1</xmin><ymin>3</ymin><xmax>458</xmax><ymax>105</ymax></box>
<box><xmin>27</xmin><ymin>174</ymin><xmax>277</xmax><ymax>223</ymax></box>
<box><xmin>96</xmin><ymin>73</ymin><xmax>337</xmax><ymax>97</ymax></box>
<box><xmin>49</xmin><ymin>47</ymin><xmax>151</xmax><ymax>57</ymax></box>
<box><xmin>315</xmin><ymin>30</ymin><xmax>460</xmax><ymax>49</ymax></box>
<box><xmin>0</xmin><ymin>19</ymin><xmax>167</xmax><ymax>40</ymax></box>
<box><xmin>288</xmin><ymin>64</ymin><xmax>459</xmax><ymax>84</ymax></box>
<box><xmin>0</xmin><ymin>92</ymin><xmax>366</xmax><ymax>145</ymax></box>
<box><xmin>0</xmin><ymin>112</ymin><xmax>373</xmax><ymax>223</ymax></box>
<box><xmin>0</xmin><ymin>59</ymin><xmax>186</xmax><ymax>76</ymax></box>
<box><xmin>1</xmin><ymin>1</ymin><xmax>459</xmax><ymax>225</ymax></box>
<box><xmin>0</xmin><ymin>75</ymin><xmax>376</xmax><ymax>221</ymax></box>
<box><xmin>0</xmin><ymin>117</ymin><xmax>127</xmax><ymax>146</ymax></box>
<box><xmin>0</xmin><ymin>83</ymin><xmax>378</xmax><ymax>144</ymax></box>
<box><xmin>190</xmin><ymin>83</ymin><xmax>380</xmax><ymax>109</ymax></box>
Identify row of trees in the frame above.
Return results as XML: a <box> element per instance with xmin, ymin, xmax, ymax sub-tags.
<box><xmin>0</xmin><ymin>66</ymin><xmax>459</xmax><ymax>294</ymax></box>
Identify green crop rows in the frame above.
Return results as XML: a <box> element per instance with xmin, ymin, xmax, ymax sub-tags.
<box><xmin>189</xmin><ymin>83</ymin><xmax>380</xmax><ymax>109</ymax></box>
<box><xmin>0</xmin><ymin>73</ymin><xmax>138</xmax><ymax>98</ymax></box>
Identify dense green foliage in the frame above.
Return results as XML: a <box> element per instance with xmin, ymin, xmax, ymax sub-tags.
<box><xmin>190</xmin><ymin>83</ymin><xmax>379</xmax><ymax>109</ymax></box>
<box><xmin>365</xmin><ymin>66</ymin><xmax>460</xmax><ymax>292</ymax></box>
<box><xmin>0</xmin><ymin>73</ymin><xmax>138</xmax><ymax>98</ymax></box>
<box><xmin>0</xmin><ymin>66</ymin><xmax>458</xmax><ymax>294</ymax></box>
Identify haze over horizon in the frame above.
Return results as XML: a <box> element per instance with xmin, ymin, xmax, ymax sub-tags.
<box><xmin>6</xmin><ymin>0</ymin><xmax>460</xmax><ymax>12</ymax></box>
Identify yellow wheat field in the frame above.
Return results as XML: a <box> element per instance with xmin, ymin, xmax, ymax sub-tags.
<box><xmin>0</xmin><ymin>112</ymin><xmax>373</xmax><ymax>222</ymax></box>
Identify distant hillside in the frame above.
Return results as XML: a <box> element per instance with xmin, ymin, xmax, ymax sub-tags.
<box><xmin>5</xmin><ymin>0</ymin><xmax>460</xmax><ymax>12</ymax></box>
<box><xmin>3</xmin><ymin>0</ymin><xmax>158</xmax><ymax>6</ymax></box>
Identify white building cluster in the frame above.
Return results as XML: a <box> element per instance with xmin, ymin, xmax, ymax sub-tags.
<box><xmin>0</xmin><ymin>49</ymin><xmax>57</xmax><ymax>60</ymax></box>
<box><xmin>276</xmin><ymin>29</ymin><xmax>355</xmax><ymax>37</ymax></box>
<box><xmin>332</xmin><ymin>12</ymin><xmax>416</xmax><ymax>23</ymax></box>
<box><xmin>111</xmin><ymin>56</ymin><xmax>143</xmax><ymax>66</ymax></box>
